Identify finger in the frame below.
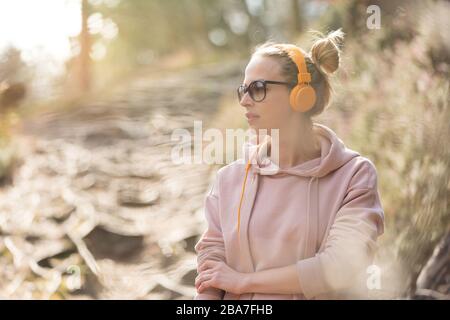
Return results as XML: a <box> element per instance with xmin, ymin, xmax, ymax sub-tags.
<box><xmin>198</xmin><ymin>279</ymin><xmax>214</xmax><ymax>293</ymax></box>
<box><xmin>195</xmin><ymin>272</ymin><xmax>212</xmax><ymax>289</ymax></box>
<box><xmin>197</xmin><ymin>262</ymin><xmax>204</xmax><ymax>273</ymax></box>
<box><xmin>196</xmin><ymin>270</ymin><xmax>214</xmax><ymax>288</ymax></box>
<box><xmin>199</xmin><ymin>260</ymin><xmax>216</xmax><ymax>272</ymax></box>
<box><xmin>198</xmin><ymin>260</ymin><xmax>211</xmax><ymax>272</ymax></box>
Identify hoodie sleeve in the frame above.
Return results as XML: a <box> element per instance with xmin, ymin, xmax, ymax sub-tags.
<box><xmin>296</xmin><ymin>160</ymin><xmax>385</xmax><ymax>299</ymax></box>
<box><xmin>193</xmin><ymin>175</ymin><xmax>226</xmax><ymax>300</ymax></box>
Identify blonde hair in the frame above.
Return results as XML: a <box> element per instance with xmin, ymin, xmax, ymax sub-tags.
<box><xmin>252</xmin><ymin>29</ymin><xmax>345</xmax><ymax>117</ymax></box>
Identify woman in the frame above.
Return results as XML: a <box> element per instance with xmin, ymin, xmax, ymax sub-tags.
<box><xmin>194</xmin><ymin>29</ymin><xmax>385</xmax><ymax>300</ymax></box>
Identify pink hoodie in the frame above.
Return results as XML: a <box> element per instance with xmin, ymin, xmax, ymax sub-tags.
<box><xmin>194</xmin><ymin>123</ymin><xmax>385</xmax><ymax>300</ymax></box>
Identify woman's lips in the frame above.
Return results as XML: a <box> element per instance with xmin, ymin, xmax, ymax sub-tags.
<box><xmin>245</xmin><ymin>112</ymin><xmax>260</xmax><ymax>121</ymax></box>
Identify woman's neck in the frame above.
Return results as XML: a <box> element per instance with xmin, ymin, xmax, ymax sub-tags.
<box><xmin>276</xmin><ymin>117</ymin><xmax>321</xmax><ymax>169</ymax></box>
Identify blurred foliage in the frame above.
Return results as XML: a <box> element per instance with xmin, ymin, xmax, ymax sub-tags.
<box><xmin>317</xmin><ymin>0</ymin><xmax>416</xmax><ymax>42</ymax></box>
<box><xmin>0</xmin><ymin>47</ymin><xmax>30</xmax><ymax>83</ymax></box>
<box><xmin>0</xmin><ymin>113</ymin><xmax>18</xmax><ymax>184</ymax></box>
<box><xmin>0</xmin><ymin>47</ymin><xmax>29</xmax><ymax>183</ymax></box>
<box><xmin>316</xmin><ymin>0</ymin><xmax>450</xmax><ymax>296</ymax></box>
<box><xmin>62</xmin><ymin>0</ymin><xmax>315</xmax><ymax>91</ymax></box>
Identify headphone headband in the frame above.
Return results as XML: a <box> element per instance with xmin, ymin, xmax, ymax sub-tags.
<box><xmin>281</xmin><ymin>45</ymin><xmax>311</xmax><ymax>84</ymax></box>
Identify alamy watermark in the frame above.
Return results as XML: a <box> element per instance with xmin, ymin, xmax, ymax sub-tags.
<box><xmin>367</xmin><ymin>5</ymin><xmax>381</xmax><ymax>29</ymax></box>
<box><xmin>367</xmin><ymin>264</ymin><xmax>382</xmax><ymax>290</ymax></box>
<box><xmin>170</xmin><ymin>120</ymin><xmax>280</xmax><ymax>166</ymax></box>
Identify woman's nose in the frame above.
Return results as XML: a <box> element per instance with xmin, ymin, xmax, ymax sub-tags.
<box><xmin>239</xmin><ymin>92</ymin><xmax>253</xmax><ymax>107</ymax></box>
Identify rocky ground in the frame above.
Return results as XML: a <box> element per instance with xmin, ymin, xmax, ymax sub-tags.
<box><xmin>0</xmin><ymin>61</ymin><xmax>244</xmax><ymax>299</ymax></box>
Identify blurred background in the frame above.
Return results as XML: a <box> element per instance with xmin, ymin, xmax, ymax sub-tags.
<box><xmin>0</xmin><ymin>0</ymin><xmax>448</xmax><ymax>299</ymax></box>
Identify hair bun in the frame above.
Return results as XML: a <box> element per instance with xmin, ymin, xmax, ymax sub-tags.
<box><xmin>309</xmin><ymin>29</ymin><xmax>345</xmax><ymax>75</ymax></box>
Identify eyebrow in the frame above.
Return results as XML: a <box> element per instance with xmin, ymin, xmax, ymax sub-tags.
<box><xmin>242</xmin><ymin>79</ymin><xmax>287</xmax><ymax>85</ymax></box>
<box><xmin>242</xmin><ymin>79</ymin><xmax>263</xmax><ymax>85</ymax></box>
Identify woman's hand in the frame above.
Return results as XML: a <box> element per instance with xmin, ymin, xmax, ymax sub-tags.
<box><xmin>195</xmin><ymin>260</ymin><xmax>247</xmax><ymax>295</ymax></box>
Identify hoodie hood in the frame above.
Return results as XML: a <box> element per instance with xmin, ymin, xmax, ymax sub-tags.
<box><xmin>242</xmin><ymin>123</ymin><xmax>360</xmax><ymax>178</ymax></box>
<box><xmin>236</xmin><ymin>123</ymin><xmax>361</xmax><ymax>255</ymax></box>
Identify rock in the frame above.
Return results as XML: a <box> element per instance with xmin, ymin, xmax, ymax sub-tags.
<box><xmin>117</xmin><ymin>182</ymin><xmax>160</xmax><ymax>207</ymax></box>
<box><xmin>180</xmin><ymin>268</ymin><xmax>197</xmax><ymax>287</ymax></box>
<box><xmin>40</xmin><ymin>197</ymin><xmax>76</xmax><ymax>223</ymax></box>
<box><xmin>0</xmin><ymin>60</ymin><xmax>240</xmax><ymax>299</ymax></box>
<box><xmin>182</xmin><ymin>234</ymin><xmax>200</xmax><ymax>254</ymax></box>
<box><xmin>83</xmin><ymin>225</ymin><xmax>145</xmax><ymax>261</ymax></box>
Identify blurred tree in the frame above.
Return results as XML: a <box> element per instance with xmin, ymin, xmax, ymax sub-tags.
<box><xmin>242</xmin><ymin>0</ymin><xmax>267</xmax><ymax>46</ymax></box>
<box><xmin>0</xmin><ymin>82</ymin><xmax>26</xmax><ymax>111</ymax></box>
<box><xmin>0</xmin><ymin>47</ymin><xmax>29</xmax><ymax>111</ymax></box>
<box><xmin>79</xmin><ymin>0</ymin><xmax>91</xmax><ymax>92</ymax></box>
<box><xmin>290</xmin><ymin>0</ymin><xmax>304</xmax><ymax>34</ymax></box>
<box><xmin>317</xmin><ymin>0</ymin><xmax>419</xmax><ymax>43</ymax></box>
<box><xmin>0</xmin><ymin>47</ymin><xmax>28</xmax><ymax>83</ymax></box>
<box><xmin>66</xmin><ymin>0</ymin><xmax>311</xmax><ymax>90</ymax></box>
<box><xmin>0</xmin><ymin>47</ymin><xmax>27</xmax><ymax>184</ymax></box>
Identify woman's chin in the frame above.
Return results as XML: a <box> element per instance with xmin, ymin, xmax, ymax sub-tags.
<box><xmin>247</xmin><ymin>118</ymin><xmax>261</xmax><ymax>129</ymax></box>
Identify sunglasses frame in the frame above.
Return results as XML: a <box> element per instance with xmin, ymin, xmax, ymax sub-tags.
<box><xmin>237</xmin><ymin>79</ymin><xmax>296</xmax><ymax>102</ymax></box>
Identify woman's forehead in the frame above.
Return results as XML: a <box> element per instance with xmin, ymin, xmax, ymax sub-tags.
<box><xmin>244</xmin><ymin>56</ymin><xmax>282</xmax><ymax>82</ymax></box>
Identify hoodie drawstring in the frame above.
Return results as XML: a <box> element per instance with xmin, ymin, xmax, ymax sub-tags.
<box><xmin>237</xmin><ymin>159</ymin><xmax>252</xmax><ymax>245</ymax></box>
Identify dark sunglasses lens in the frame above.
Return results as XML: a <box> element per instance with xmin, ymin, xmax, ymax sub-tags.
<box><xmin>249</xmin><ymin>81</ymin><xmax>265</xmax><ymax>102</ymax></box>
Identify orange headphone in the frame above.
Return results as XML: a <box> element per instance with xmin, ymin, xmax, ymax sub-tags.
<box><xmin>281</xmin><ymin>44</ymin><xmax>317</xmax><ymax>113</ymax></box>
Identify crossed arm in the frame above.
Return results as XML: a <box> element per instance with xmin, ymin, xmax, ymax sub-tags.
<box><xmin>195</xmin><ymin>260</ymin><xmax>302</xmax><ymax>296</ymax></box>
<box><xmin>195</xmin><ymin>162</ymin><xmax>384</xmax><ymax>299</ymax></box>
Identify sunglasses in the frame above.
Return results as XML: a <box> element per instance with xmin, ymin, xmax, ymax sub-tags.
<box><xmin>237</xmin><ymin>79</ymin><xmax>295</xmax><ymax>103</ymax></box>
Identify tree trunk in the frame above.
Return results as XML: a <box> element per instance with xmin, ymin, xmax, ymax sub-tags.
<box><xmin>79</xmin><ymin>0</ymin><xmax>91</xmax><ymax>92</ymax></box>
<box><xmin>290</xmin><ymin>0</ymin><xmax>303</xmax><ymax>34</ymax></box>
<box><xmin>414</xmin><ymin>231</ymin><xmax>450</xmax><ymax>299</ymax></box>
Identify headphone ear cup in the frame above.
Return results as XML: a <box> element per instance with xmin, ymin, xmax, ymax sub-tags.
<box><xmin>289</xmin><ymin>85</ymin><xmax>301</xmax><ymax>111</ymax></box>
<box><xmin>292</xmin><ymin>85</ymin><xmax>316</xmax><ymax>112</ymax></box>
